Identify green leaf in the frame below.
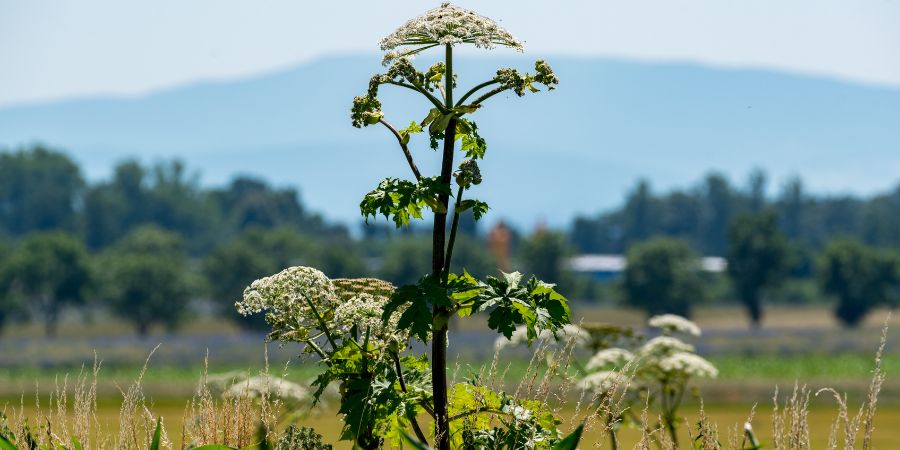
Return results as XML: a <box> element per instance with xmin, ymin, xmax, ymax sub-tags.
<box><xmin>359</xmin><ymin>177</ymin><xmax>450</xmax><ymax>228</ymax></box>
<box><xmin>400</xmin><ymin>431</ymin><xmax>432</xmax><ymax>450</ymax></box>
<box><xmin>452</xmin><ymin>105</ymin><xmax>480</xmax><ymax>115</ymax></box>
<box><xmin>420</xmin><ymin>108</ymin><xmax>443</xmax><ymax>127</ymax></box>
<box><xmin>149</xmin><ymin>418</ymin><xmax>161</xmax><ymax>450</ymax></box>
<box><xmin>552</xmin><ymin>424</ymin><xmax>584</xmax><ymax>450</ymax></box>
<box><xmin>472</xmin><ymin>272</ymin><xmax>571</xmax><ymax>344</ymax></box>
<box><xmin>192</xmin><ymin>446</ymin><xmax>239</xmax><ymax>450</ymax></box>
<box><xmin>70</xmin><ymin>437</ymin><xmax>84</xmax><ymax>450</ymax></box>
<box><xmin>0</xmin><ymin>434</ymin><xmax>17</xmax><ymax>450</ymax></box>
<box><xmin>429</xmin><ymin>113</ymin><xmax>454</xmax><ymax>135</ymax></box>
<box><xmin>398</xmin><ymin>121</ymin><xmax>423</xmax><ymax>145</ymax></box>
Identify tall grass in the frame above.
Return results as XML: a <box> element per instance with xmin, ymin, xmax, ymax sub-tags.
<box><xmin>0</xmin><ymin>320</ymin><xmax>891</xmax><ymax>449</ymax></box>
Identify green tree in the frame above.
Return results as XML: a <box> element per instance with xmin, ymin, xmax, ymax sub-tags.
<box><xmin>622</xmin><ymin>238</ymin><xmax>705</xmax><ymax>317</ymax></box>
<box><xmin>0</xmin><ymin>146</ymin><xmax>84</xmax><ymax>237</ymax></box>
<box><xmin>520</xmin><ymin>229</ymin><xmax>570</xmax><ymax>287</ymax></box>
<box><xmin>0</xmin><ymin>238</ymin><xmax>21</xmax><ymax>332</ymax></box>
<box><xmin>83</xmin><ymin>160</ymin><xmax>217</xmax><ymax>252</ymax></box>
<box><xmin>3</xmin><ymin>232</ymin><xmax>92</xmax><ymax>336</ymax></box>
<box><xmin>102</xmin><ymin>226</ymin><xmax>193</xmax><ymax>336</ymax></box>
<box><xmin>204</xmin><ymin>228</ymin><xmax>364</xmax><ymax>328</ymax></box>
<box><xmin>726</xmin><ymin>212</ymin><xmax>789</xmax><ymax>327</ymax></box>
<box><xmin>819</xmin><ymin>239</ymin><xmax>898</xmax><ymax>327</ymax></box>
<box><xmin>378</xmin><ymin>236</ymin><xmax>432</xmax><ymax>286</ymax></box>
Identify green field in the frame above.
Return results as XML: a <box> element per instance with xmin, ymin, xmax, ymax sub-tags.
<box><xmin>1</xmin><ymin>304</ymin><xmax>896</xmax><ymax>447</ymax></box>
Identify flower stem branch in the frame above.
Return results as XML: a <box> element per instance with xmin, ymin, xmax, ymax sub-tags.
<box><xmin>378</xmin><ymin>118</ymin><xmax>422</xmax><ymax>180</ymax></box>
<box><xmin>456</xmin><ymin>79</ymin><xmax>500</xmax><ymax>106</ymax></box>
<box><xmin>470</xmin><ymin>86</ymin><xmax>508</xmax><ymax>107</ymax></box>
<box><xmin>386</xmin><ymin>81</ymin><xmax>447</xmax><ymax>112</ymax></box>
<box><xmin>389</xmin><ymin>351</ymin><xmax>432</xmax><ymax>445</ymax></box>
<box><xmin>305</xmin><ymin>297</ymin><xmax>338</xmax><ymax>351</ymax></box>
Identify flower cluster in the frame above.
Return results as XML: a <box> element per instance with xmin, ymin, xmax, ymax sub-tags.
<box><xmin>648</xmin><ymin>314</ymin><xmax>701</xmax><ymax>337</ymax></box>
<box><xmin>224</xmin><ymin>375</ymin><xmax>311</xmax><ymax>404</ymax></box>
<box><xmin>585</xmin><ymin>348</ymin><xmax>634</xmax><ymax>371</ymax></box>
<box><xmin>577</xmin><ymin>370</ymin><xmax>629</xmax><ymax>394</ymax></box>
<box><xmin>332</xmin><ymin>291</ymin><xmax>410</xmax><ymax>346</ymax></box>
<box><xmin>351</xmin><ymin>95</ymin><xmax>383</xmax><ymax>128</ymax></box>
<box><xmin>638</xmin><ymin>335</ymin><xmax>695</xmax><ymax>357</ymax></box>
<box><xmin>455</xmin><ymin>159</ymin><xmax>482</xmax><ymax>188</ymax></box>
<box><xmin>494</xmin><ymin>324</ymin><xmax>589</xmax><ymax>352</ymax></box>
<box><xmin>379</xmin><ymin>3</ymin><xmax>523</xmax><ymax>52</ymax></box>
<box><xmin>494</xmin><ymin>60</ymin><xmax>558</xmax><ymax>98</ymax></box>
<box><xmin>236</xmin><ymin>266</ymin><xmax>337</xmax><ymax>343</ymax></box>
<box><xmin>657</xmin><ymin>352</ymin><xmax>718</xmax><ymax>379</ymax></box>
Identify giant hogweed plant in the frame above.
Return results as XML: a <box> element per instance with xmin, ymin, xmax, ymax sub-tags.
<box><xmin>237</xmin><ymin>3</ymin><xmax>577</xmax><ymax>450</ymax></box>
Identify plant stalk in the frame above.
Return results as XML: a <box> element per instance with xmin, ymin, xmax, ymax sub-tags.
<box><xmin>431</xmin><ymin>43</ymin><xmax>455</xmax><ymax>450</ymax></box>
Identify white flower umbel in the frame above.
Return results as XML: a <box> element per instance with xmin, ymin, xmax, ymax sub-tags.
<box><xmin>638</xmin><ymin>336</ymin><xmax>695</xmax><ymax>357</ymax></box>
<box><xmin>236</xmin><ymin>266</ymin><xmax>337</xmax><ymax>342</ymax></box>
<box><xmin>657</xmin><ymin>352</ymin><xmax>718</xmax><ymax>379</ymax></box>
<box><xmin>648</xmin><ymin>314</ymin><xmax>701</xmax><ymax>337</ymax></box>
<box><xmin>225</xmin><ymin>375</ymin><xmax>310</xmax><ymax>404</ymax></box>
<box><xmin>332</xmin><ymin>292</ymin><xmax>411</xmax><ymax>345</ymax></box>
<box><xmin>380</xmin><ymin>2</ymin><xmax>524</xmax><ymax>52</ymax></box>
<box><xmin>578</xmin><ymin>371</ymin><xmax>629</xmax><ymax>394</ymax></box>
<box><xmin>585</xmin><ymin>348</ymin><xmax>634</xmax><ymax>371</ymax></box>
<box><xmin>494</xmin><ymin>324</ymin><xmax>589</xmax><ymax>352</ymax></box>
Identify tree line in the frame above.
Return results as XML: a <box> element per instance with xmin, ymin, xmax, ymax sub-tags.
<box><xmin>572</xmin><ymin>170</ymin><xmax>900</xmax><ymax>257</ymax></box>
<box><xmin>0</xmin><ymin>146</ymin><xmax>897</xmax><ymax>334</ymax></box>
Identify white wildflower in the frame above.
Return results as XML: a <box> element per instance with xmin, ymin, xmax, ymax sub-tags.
<box><xmin>494</xmin><ymin>324</ymin><xmax>589</xmax><ymax>351</ymax></box>
<box><xmin>503</xmin><ymin>404</ymin><xmax>532</xmax><ymax>421</ymax></box>
<box><xmin>648</xmin><ymin>314</ymin><xmax>701</xmax><ymax>337</ymax></box>
<box><xmin>638</xmin><ymin>336</ymin><xmax>695</xmax><ymax>357</ymax></box>
<box><xmin>657</xmin><ymin>352</ymin><xmax>718</xmax><ymax>378</ymax></box>
<box><xmin>585</xmin><ymin>348</ymin><xmax>634</xmax><ymax>371</ymax></box>
<box><xmin>578</xmin><ymin>371</ymin><xmax>629</xmax><ymax>394</ymax></box>
<box><xmin>380</xmin><ymin>3</ymin><xmax>524</xmax><ymax>52</ymax></box>
<box><xmin>332</xmin><ymin>292</ymin><xmax>409</xmax><ymax>345</ymax></box>
<box><xmin>236</xmin><ymin>266</ymin><xmax>337</xmax><ymax>341</ymax></box>
<box><xmin>224</xmin><ymin>375</ymin><xmax>310</xmax><ymax>404</ymax></box>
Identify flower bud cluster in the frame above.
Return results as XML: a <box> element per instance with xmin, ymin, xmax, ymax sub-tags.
<box><xmin>455</xmin><ymin>159</ymin><xmax>482</xmax><ymax>188</ymax></box>
<box><xmin>351</xmin><ymin>95</ymin><xmax>383</xmax><ymax>128</ymax></box>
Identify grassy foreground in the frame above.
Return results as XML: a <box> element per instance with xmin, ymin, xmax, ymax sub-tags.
<box><xmin>9</xmin><ymin>402</ymin><xmax>900</xmax><ymax>449</ymax></box>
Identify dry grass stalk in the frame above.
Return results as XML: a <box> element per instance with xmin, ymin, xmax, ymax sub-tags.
<box><xmin>116</xmin><ymin>344</ymin><xmax>170</xmax><ymax>450</ymax></box>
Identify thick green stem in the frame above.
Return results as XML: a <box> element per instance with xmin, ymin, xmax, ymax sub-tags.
<box><xmin>431</xmin><ymin>43</ymin><xmax>455</xmax><ymax>450</ymax></box>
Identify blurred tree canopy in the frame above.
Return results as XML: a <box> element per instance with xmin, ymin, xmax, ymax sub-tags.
<box><xmin>519</xmin><ymin>229</ymin><xmax>571</xmax><ymax>288</ymax></box>
<box><xmin>0</xmin><ymin>147</ymin><xmax>83</xmax><ymax>237</ymax></box>
<box><xmin>4</xmin><ymin>145</ymin><xmax>900</xmax><ymax>331</ymax></box>
<box><xmin>622</xmin><ymin>238</ymin><xmax>705</xmax><ymax>317</ymax></box>
<box><xmin>819</xmin><ymin>239</ymin><xmax>900</xmax><ymax>327</ymax></box>
<box><xmin>203</xmin><ymin>227</ymin><xmax>365</xmax><ymax>329</ymax></box>
<box><xmin>726</xmin><ymin>211</ymin><xmax>789</xmax><ymax>327</ymax></box>
<box><xmin>3</xmin><ymin>232</ymin><xmax>92</xmax><ymax>336</ymax></box>
<box><xmin>572</xmin><ymin>172</ymin><xmax>900</xmax><ymax>255</ymax></box>
<box><xmin>100</xmin><ymin>225</ymin><xmax>193</xmax><ymax>335</ymax></box>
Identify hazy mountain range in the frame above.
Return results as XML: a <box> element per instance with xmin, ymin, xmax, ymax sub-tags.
<box><xmin>2</xmin><ymin>54</ymin><xmax>899</xmax><ymax>229</ymax></box>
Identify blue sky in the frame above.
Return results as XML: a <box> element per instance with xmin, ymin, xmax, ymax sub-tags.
<box><xmin>2</xmin><ymin>0</ymin><xmax>900</xmax><ymax>108</ymax></box>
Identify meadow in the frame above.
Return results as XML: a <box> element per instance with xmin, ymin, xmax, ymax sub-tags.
<box><xmin>1</xmin><ymin>304</ymin><xmax>894</xmax><ymax>448</ymax></box>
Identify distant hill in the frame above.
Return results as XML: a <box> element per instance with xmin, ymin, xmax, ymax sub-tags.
<box><xmin>2</xmin><ymin>54</ymin><xmax>899</xmax><ymax>229</ymax></box>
